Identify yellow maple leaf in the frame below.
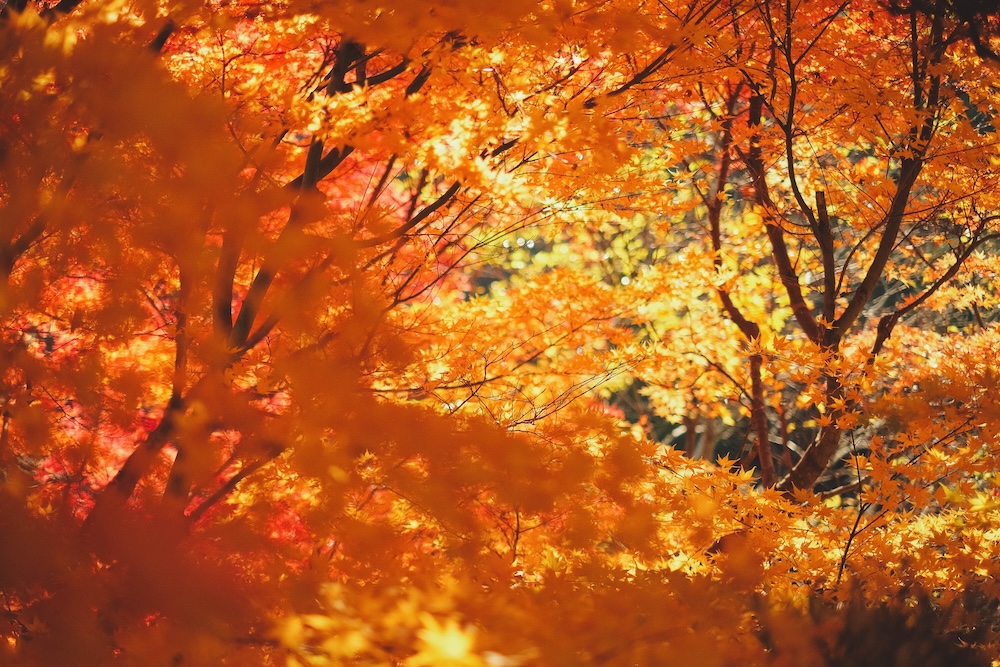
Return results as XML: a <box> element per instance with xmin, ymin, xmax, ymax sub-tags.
<box><xmin>406</xmin><ymin>614</ymin><xmax>484</xmax><ymax>667</ymax></box>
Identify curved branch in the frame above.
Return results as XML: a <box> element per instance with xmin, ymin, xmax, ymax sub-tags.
<box><xmin>870</xmin><ymin>232</ymin><xmax>1000</xmax><ymax>358</ymax></box>
<box><xmin>829</xmin><ymin>157</ymin><xmax>923</xmax><ymax>344</ymax></box>
<box><xmin>738</xmin><ymin>92</ymin><xmax>822</xmax><ymax>343</ymax></box>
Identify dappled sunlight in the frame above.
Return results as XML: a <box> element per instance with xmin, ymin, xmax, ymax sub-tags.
<box><xmin>2</xmin><ymin>0</ymin><xmax>1000</xmax><ymax>664</ymax></box>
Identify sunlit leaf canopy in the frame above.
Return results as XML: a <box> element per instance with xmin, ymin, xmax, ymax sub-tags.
<box><xmin>2</xmin><ymin>0</ymin><xmax>1000</xmax><ymax>664</ymax></box>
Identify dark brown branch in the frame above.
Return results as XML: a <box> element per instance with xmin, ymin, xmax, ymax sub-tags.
<box><xmin>301</xmin><ymin>139</ymin><xmax>325</xmax><ymax>191</ymax></box>
<box><xmin>741</xmin><ymin>92</ymin><xmax>822</xmax><ymax>343</ymax></box>
<box><xmin>149</xmin><ymin>19</ymin><xmax>176</xmax><ymax>53</ymax></box>
<box><xmin>972</xmin><ymin>302</ymin><xmax>986</xmax><ymax>329</ymax></box>
<box><xmin>490</xmin><ymin>138</ymin><xmax>519</xmax><ymax>158</ymax></box>
<box><xmin>83</xmin><ymin>396</ymin><xmax>183</xmax><ymax>531</ymax></box>
<box><xmin>780</xmin><ymin>374</ymin><xmax>843</xmax><ymax>491</ymax></box>
<box><xmin>829</xmin><ymin>157</ymin><xmax>923</xmax><ymax>344</ymax></box>
<box><xmin>231</xmin><ymin>141</ymin><xmax>338</xmax><ymax>347</ymax></box>
<box><xmin>0</xmin><ymin>0</ymin><xmax>29</xmax><ymax>18</ymax></box>
<box><xmin>709</xmin><ymin>85</ymin><xmax>760</xmax><ymax>339</ymax></box>
<box><xmin>366</xmin><ymin>60</ymin><xmax>409</xmax><ymax>87</ymax></box>
<box><xmin>584</xmin><ymin>45</ymin><xmax>677</xmax><ymax>109</ymax></box>
<box><xmin>750</xmin><ymin>354</ymin><xmax>776</xmax><ymax>486</ymax></box>
<box><xmin>405</xmin><ymin>65</ymin><xmax>432</xmax><ymax>97</ymax></box>
<box><xmin>778</xmin><ymin>10</ymin><xmax>822</xmax><ymax>242</ymax></box>
<box><xmin>230</xmin><ymin>251</ymin><xmax>277</xmax><ymax>348</ymax></box>
<box><xmin>829</xmin><ymin>9</ymin><xmax>945</xmax><ymax>344</ymax></box>
<box><xmin>164</xmin><ymin>265</ymin><xmax>195</xmax><ymax>508</ymax></box>
<box><xmin>188</xmin><ymin>452</ymin><xmax>282</xmax><ymax>524</ymax></box>
<box><xmin>0</xmin><ymin>216</ymin><xmax>46</xmax><ymax>281</ymax></box>
<box><xmin>38</xmin><ymin>0</ymin><xmax>83</xmax><ymax>19</ymax></box>
<box><xmin>355</xmin><ymin>180</ymin><xmax>461</xmax><ymax>249</ymax></box>
<box><xmin>213</xmin><ymin>229</ymin><xmax>241</xmax><ymax>339</ymax></box>
<box><xmin>704</xmin><ymin>87</ymin><xmax>774</xmax><ymax>485</ymax></box>
<box><xmin>0</xmin><ymin>156</ymin><xmax>82</xmax><ymax>280</ymax></box>
<box><xmin>816</xmin><ymin>191</ymin><xmax>836</xmax><ymax>322</ymax></box>
<box><xmin>783</xmin><ymin>21</ymin><xmax>947</xmax><ymax>492</ymax></box>
<box><xmin>405</xmin><ymin>168</ymin><xmax>429</xmax><ymax>223</ymax></box>
<box><xmin>242</xmin><ymin>313</ymin><xmax>280</xmax><ymax>352</ymax></box>
<box><xmin>326</xmin><ymin>41</ymin><xmax>364</xmax><ymax>95</ymax></box>
<box><xmin>869</xmin><ymin>233</ymin><xmax>1000</xmax><ymax>358</ymax></box>
<box><xmin>366</xmin><ymin>155</ymin><xmax>398</xmax><ymax>212</ymax></box>
<box><xmin>282</xmin><ymin>145</ymin><xmax>354</xmax><ymax>192</ymax></box>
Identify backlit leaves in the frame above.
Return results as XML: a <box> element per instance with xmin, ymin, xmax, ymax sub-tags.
<box><xmin>2</xmin><ymin>0</ymin><xmax>1000</xmax><ymax>664</ymax></box>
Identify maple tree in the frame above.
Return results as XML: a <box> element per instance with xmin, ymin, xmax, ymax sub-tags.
<box><xmin>2</xmin><ymin>0</ymin><xmax>1000</xmax><ymax>664</ymax></box>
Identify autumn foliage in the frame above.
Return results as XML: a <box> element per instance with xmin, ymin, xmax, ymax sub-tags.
<box><xmin>3</xmin><ymin>0</ymin><xmax>1000</xmax><ymax>664</ymax></box>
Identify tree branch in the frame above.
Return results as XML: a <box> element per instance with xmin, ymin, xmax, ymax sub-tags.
<box><xmin>355</xmin><ymin>180</ymin><xmax>461</xmax><ymax>249</ymax></box>
<box><xmin>870</xmin><ymin>233</ymin><xmax>1000</xmax><ymax>358</ymax></box>
<box><xmin>187</xmin><ymin>451</ymin><xmax>282</xmax><ymax>524</ymax></box>
<box><xmin>829</xmin><ymin>156</ymin><xmax>923</xmax><ymax>343</ymax></box>
<box><xmin>740</xmin><ymin>92</ymin><xmax>822</xmax><ymax>343</ymax></box>
<box><xmin>816</xmin><ymin>191</ymin><xmax>836</xmax><ymax>322</ymax></box>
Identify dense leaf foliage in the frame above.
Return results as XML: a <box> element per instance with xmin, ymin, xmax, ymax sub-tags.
<box><xmin>2</xmin><ymin>0</ymin><xmax>1000</xmax><ymax>664</ymax></box>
